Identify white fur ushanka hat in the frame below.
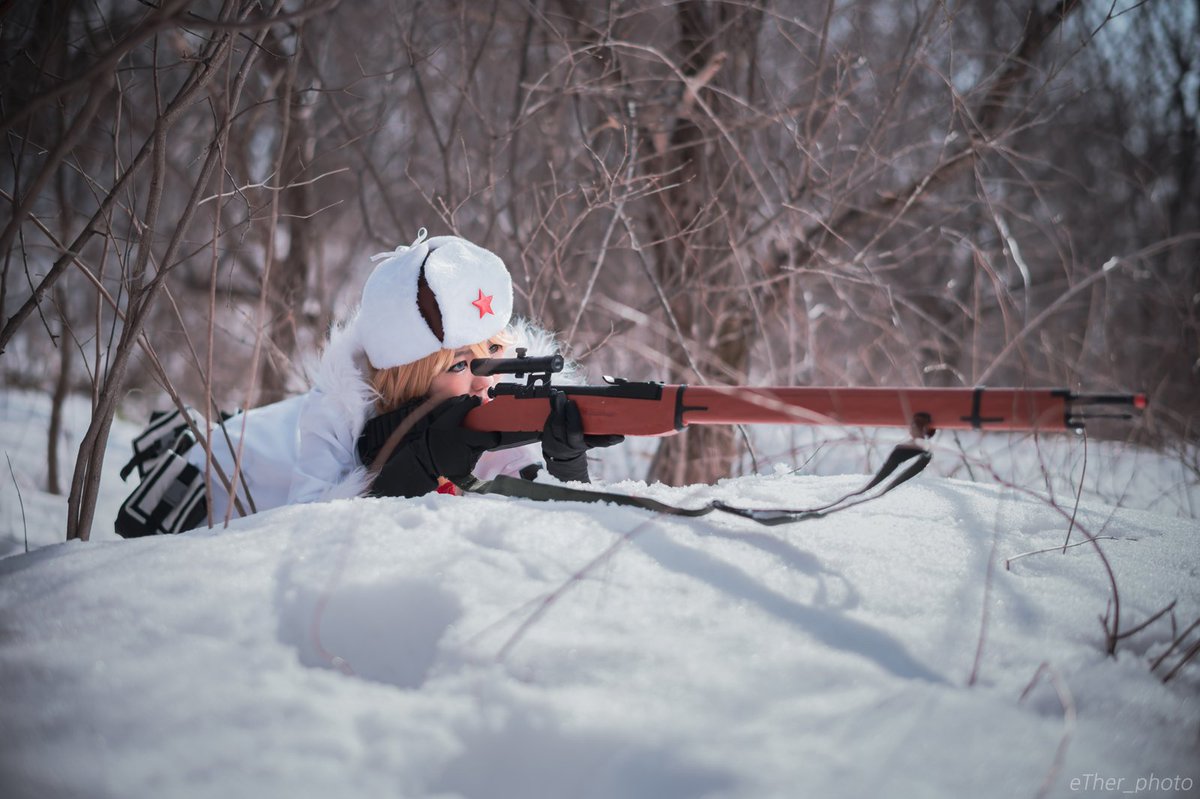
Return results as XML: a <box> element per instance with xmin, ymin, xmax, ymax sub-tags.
<box><xmin>356</xmin><ymin>228</ymin><xmax>514</xmax><ymax>369</ymax></box>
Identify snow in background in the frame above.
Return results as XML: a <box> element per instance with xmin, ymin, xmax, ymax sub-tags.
<box><xmin>1</xmin><ymin>389</ymin><xmax>1198</xmax><ymax>798</ymax></box>
<box><xmin>0</xmin><ymin>391</ymin><xmax>133</xmax><ymax>554</ymax></box>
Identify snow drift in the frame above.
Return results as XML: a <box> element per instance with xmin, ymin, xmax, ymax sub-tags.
<box><xmin>1</xmin><ymin>391</ymin><xmax>1197</xmax><ymax>798</ymax></box>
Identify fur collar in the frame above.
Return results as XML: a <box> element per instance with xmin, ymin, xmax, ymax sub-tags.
<box><xmin>308</xmin><ymin>309</ymin><xmax>377</xmax><ymax>445</ymax></box>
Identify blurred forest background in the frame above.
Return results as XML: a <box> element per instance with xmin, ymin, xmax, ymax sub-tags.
<box><xmin>2</xmin><ymin>0</ymin><xmax>1197</xmax><ymax>537</ymax></box>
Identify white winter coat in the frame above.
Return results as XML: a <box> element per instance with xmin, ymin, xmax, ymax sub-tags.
<box><xmin>187</xmin><ymin>315</ymin><xmax>546</xmax><ymax>523</ymax></box>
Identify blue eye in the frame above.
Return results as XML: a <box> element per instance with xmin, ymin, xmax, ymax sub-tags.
<box><xmin>488</xmin><ymin>343</ymin><xmax>503</xmax><ymax>354</ymax></box>
<box><xmin>448</xmin><ymin>360</ymin><xmax>468</xmax><ymax>373</ymax></box>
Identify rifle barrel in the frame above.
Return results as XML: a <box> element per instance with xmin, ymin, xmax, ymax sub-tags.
<box><xmin>679</xmin><ymin>386</ymin><xmax>1070</xmax><ymax>432</ymax></box>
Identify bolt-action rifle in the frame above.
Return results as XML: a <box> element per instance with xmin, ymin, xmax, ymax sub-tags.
<box><xmin>464</xmin><ymin>349</ymin><xmax>1147</xmax><ymax>439</ymax></box>
<box><xmin>448</xmin><ymin>349</ymin><xmax>1147</xmax><ymax>526</ymax></box>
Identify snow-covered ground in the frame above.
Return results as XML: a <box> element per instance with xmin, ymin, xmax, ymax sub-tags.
<box><xmin>1</xmin><ymin>390</ymin><xmax>1198</xmax><ymax>798</ymax></box>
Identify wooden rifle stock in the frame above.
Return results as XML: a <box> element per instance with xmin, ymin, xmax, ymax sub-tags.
<box><xmin>463</xmin><ymin>378</ymin><xmax>1147</xmax><ymax>437</ymax></box>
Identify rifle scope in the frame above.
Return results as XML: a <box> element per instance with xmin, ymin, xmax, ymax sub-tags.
<box><xmin>471</xmin><ymin>348</ymin><xmax>563</xmax><ymax>377</ymax></box>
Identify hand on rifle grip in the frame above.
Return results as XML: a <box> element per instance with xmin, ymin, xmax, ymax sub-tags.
<box><xmin>541</xmin><ymin>390</ymin><xmax>624</xmax><ymax>482</ymax></box>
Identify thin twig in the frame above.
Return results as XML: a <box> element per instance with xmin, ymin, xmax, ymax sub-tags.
<box><xmin>1018</xmin><ymin>661</ymin><xmax>1076</xmax><ymax>799</ymax></box>
<box><xmin>1114</xmin><ymin>600</ymin><xmax>1176</xmax><ymax>642</ymax></box>
<box><xmin>1150</xmin><ymin>616</ymin><xmax>1200</xmax><ymax>673</ymax></box>
<box><xmin>5</xmin><ymin>452</ymin><xmax>29</xmax><ymax>553</ymax></box>
<box><xmin>1061</xmin><ymin>428</ymin><xmax>1087</xmax><ymax>551</ymax></box>
<box><xmin>967</xmin><ymin>525</ymin><xmax>1000</xmax><ymax>687</ymax></box>
<box><xmin>1005</xmin><ymin>536</ymin><xmax>1127</xmax><ymax>570</ymax></box>
<box><xmin>196</xmin><ymin>167</ymin><xmax>349</xmax><ymax>206</ymax></box>
<box><xmin>1161</xmin><ymin>638</ymin><xmax>1200</xmax><ymax>683</ymax></box>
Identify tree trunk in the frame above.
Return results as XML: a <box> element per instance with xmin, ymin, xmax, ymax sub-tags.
<box><xmin>647</xmin><ymin>0</ymin><xmax>761</xmax><ymax>485</ymax></box>
<box><xmin>47</xmin><ymin>288</ymin><xmax>72</xmax><ymax>496</ymax></box>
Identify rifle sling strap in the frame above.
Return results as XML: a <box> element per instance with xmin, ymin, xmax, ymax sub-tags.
<box><xmin>452</xmin><ymin>443</ymin><xmax>931</xmax><ymax>527</ymax></box>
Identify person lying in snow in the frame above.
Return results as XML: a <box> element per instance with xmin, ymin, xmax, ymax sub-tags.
<box><xmin>347</xmin><ymin>228</ymin><xmax>623</xmax><ymax>499</ymax></box>
<box><xmin>117</xmin><ymin>229</ymin><xmax>621</xmax><ymax>536</ymax></box>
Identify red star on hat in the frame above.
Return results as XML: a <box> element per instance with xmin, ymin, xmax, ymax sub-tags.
<box><xmin>472</xmin><ymin>288</ymin><xmax>495</xmax><ymax>318</ymax></box>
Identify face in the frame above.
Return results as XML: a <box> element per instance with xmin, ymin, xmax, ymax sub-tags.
<box><xmin>427</xmin><ymin>342</ymin><xmax>503</xmax><ymax>403</ymax></box>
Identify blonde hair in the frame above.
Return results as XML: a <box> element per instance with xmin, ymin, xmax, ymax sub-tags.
<box><xmin>370</xmin><ymin>332</ymin><xmax>512</xmax><ymax>412</ymax></box>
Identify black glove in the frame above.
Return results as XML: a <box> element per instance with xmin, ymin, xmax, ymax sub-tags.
<box><xmin>371</xmin><ymin>395</ymin><xmax>502</xmax><ymax>498</ymax></box>
<box><xmin>357</xmin><ymin>398</ymin><xmax>425</xmax><ymax>467</ymax></box>
<box><xmin>541</xmin><ymin>390</ymin><xmax>624</xmax><ymax>483</ymax></box>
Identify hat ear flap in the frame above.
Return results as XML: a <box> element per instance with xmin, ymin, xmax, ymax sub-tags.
<box><xmin>357</xmin><ymin>240</ymin><xmax>441</xmax><ymax>369</ymax></box>
<box><xmin>422</xmin><ymin>239</ymin><xmax>513</xmax><ymax>349</ymax></box>
<box><xmin>415</xmin><ymin>261</ymin><xmax>444</xmax><ymax>343</ymax></box>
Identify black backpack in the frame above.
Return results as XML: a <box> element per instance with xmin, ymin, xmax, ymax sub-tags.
<box><xmin>114</xmin><ymin>408</ymin><xmax>226</xmax><ymax>538</ymax></box>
